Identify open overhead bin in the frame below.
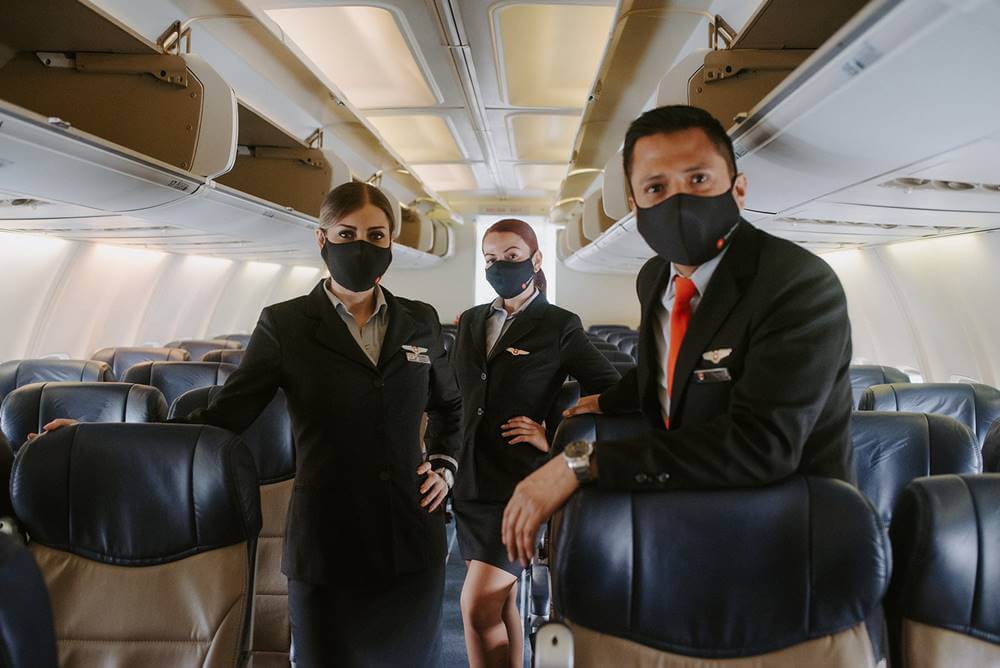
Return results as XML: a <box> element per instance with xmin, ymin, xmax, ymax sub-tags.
<box><xmin>398</xmin><ymin>207</ymin><xmax>435</xmax><ymax>253</ymax></box>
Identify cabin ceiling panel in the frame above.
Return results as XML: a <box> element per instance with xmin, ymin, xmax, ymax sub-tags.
<box><xmin>508</xmin><ymin>113</ymin><xmax>580</xmax><ymax>162</ymax></box>
<box><xmin>367</xmin><ymin>113</ymin><xmax>468</xmax><ymax>164</ymax></box>
<box><xmin>409</xmin><ymin>163</ymin><xmax>480</xmax><ymax>193</ymax></box>
<box><xmin>515</xmin><ymin>164</ymin><xmax>568</xmax><ymax>192</ymax></box>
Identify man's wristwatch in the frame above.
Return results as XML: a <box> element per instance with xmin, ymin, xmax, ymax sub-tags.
<box><xmin>563</xmin><ymin>440</ymin><xmax>595</xmax><ymax>484</ymax></box>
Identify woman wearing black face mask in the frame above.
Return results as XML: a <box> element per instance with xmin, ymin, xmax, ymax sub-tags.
<box><xmin>450</xmin><ymin>219</ymin><xmax>620</xmax><ymax>667</ymax></box>
<box><xmin>148</xmin><ymin>182</ymin><xmax>463</xmax><ymax>666</ymax></box>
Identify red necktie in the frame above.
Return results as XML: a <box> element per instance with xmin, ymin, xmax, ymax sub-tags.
<box><xmin>665</xmin><ymin>275</ymin><xmax>697</xmax><ymax>428</ymax></box>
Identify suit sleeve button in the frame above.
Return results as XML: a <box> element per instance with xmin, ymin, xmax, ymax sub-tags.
<box><xmin>477</xmin><ymin>408</ymin><xmax>484</xmax><ymax>416</ymax></box>
<box><xmin>656</xmin><ymin>473</ymin><xmax>670</xmax><ymax>484</ymax></box>
<box><xmin>635</xmin><ymin>473</ymin><xmax>649</xmax><ymax>484</ymax></box>
<box><xmin>481</xmin><ymin>373</ymin><xmax>487</xmax><ymax>381</ymax></box>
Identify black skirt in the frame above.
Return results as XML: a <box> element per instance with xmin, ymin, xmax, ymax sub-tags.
<box><xmin>453</xmin><ymin>499</ymin><xmax>524</xmax><ymax>577</ymax></box>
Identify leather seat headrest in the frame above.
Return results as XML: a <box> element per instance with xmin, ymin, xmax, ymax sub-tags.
<box><xmin>849</xmin><ymin>365</ymin><xmax>909</xmax><ymax>408</ymax></box>
<box><xmin>171</xmin><ymin>386</ymin><xmax>294</xmax><ymax>484</ymax></box>
<box><xmin>851</xmin><ymin>412</ymin><xmax>980</xmax><ymax>528</ymax></box>
<box><xmin>211</xmin><ymin>334</ymin><xmax>250</xmax><ymax>348</ymax></box>
<box><xmin>201</xmin><ymin>349</ymin><xmax>245</xmax><ymax>365</ymax></box>
<box><xmin>888</xmin><ymin>474</ymin><xmax>1000</xmax><ymax>648</ymax></box>
<box><xmin>553</xmin><ymin>475</ymin><xmax>889</xmax><ymax>658</ymax></box>
<box><xmin>980</xmin><ymin>419</ymin><xmax>1000</xmax><ymax>472</ymax></box>
<box><xmin>11</xmin><ymin>423</ymin><xmax>261</xmax><ymax>564</ymax></box>
<box><xmin>0</xmin><ymin>359</ymin><xmax>112</xmax><ymax>402</ymax></box>
<box><xmin>165</xmin><ymin>339</ymin><xmax>242</xmax><ymax>361</ymax></box>
<box><xmin>0</xmin><ymin>382</ymin><xmax>167</xmax><ymax>453</ymax></box>
<box><xmin>90</xmin><ymin>346</ymin><xmax>190</xmax><ymax>380</ymax></box>
<box><xmin>0</xmin><ymin>431</ymin><xmax>12</xmax><ymax>521</ymax></box>
<box><xmin>121</xmin><ymin>361</ymin><xmax>237</xmax><ymax>408</ymax></box>
<box><xmin>860</xmin><ymin>382</ymin><xmax>1000</xmax><ymax>448</ymax></box>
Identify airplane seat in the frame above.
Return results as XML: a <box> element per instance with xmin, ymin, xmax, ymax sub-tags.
<box><xmin>0</xmin><ymin>532</ymin><xmax>59</xmax><ymax>668</ymax></box>
<box><xmin>0</xmin><ymin>359</ymin><xmax>112</xmax><ymax>404</ymax></box>
<box><xmin>851</xmin><ymin>412</ymin><xmax>980</xmax><ymax>530</ymax></box>
<box><xmin>606</xmin><ymin>331</ymin><xmax>637</xmax><ymax>347</ymax></box>
<box><xmin>589</xmin><ymin>341</ymin><xmax>619</xmax><ymax>353</ymax></box>
<box><xmin>983</xmin><ymin>419</ymin><xmax>1000</xmax><ymax>472</ymax></box>
<box><xmin>441</xmin><ymin>331</ymin><xmax>456</xmax><ymax>354</ymax></box>
<box><xmin>545</xmin><ymin>381</ymin><xmax>581</xmax><ymax>445</ymax></box>
<box><xmin>0</xmin><ymin>432</ymin><xmax>12</xmax><ymax>534</ymax></box>
<box><xmin>121</xmin><ymin>361</ymin><xmax>237</xmax><ymax>409</ymax></box>
<box><xmin>621</xmin><ymin>338</ymin><xmax>639</xmax><ymax>360</ymax></box>
<box><xmin>614</xmin><ymin>334</ymin><xmax>639</xmax><ymax>352</ymax></box>
<box><xmin>599</xmin><ymin>350</ymin><xmax>636</xmax><ymax>375</ymax></box>
<box><xmin>550</xmin><ymin>474</ymin><xmax>889</xmax><ymax>667</ymax></box>
<box><xmin>0</xmin><ymin>382</ymin><xmax>167</xmax><ymax>453</ymax></box>
<box><xmin>587</xmin><ymin>325</ymin><xmax>631</xmax><ymax>334</ymax></box>
<box><xmin>211</xmin><ymin>334</ymin><xmax>251</xmax><ymax>348</ymax></box>
<box><xmin>202</xmin><ymin>349</ymin><xmax>245</xmax><ymax>365</ymax></box>
<box><xmin>850</xmin><ymin>365</ymin><xmax>910</xmax><ymax>408</ymax></box>
<box><xmin>887</xmin><ymin>474</ymin><xmax>1000</xmax><ymax>667</ymax></box>
<box><xmin>10</xmin><ymin>422</ymin><xmax>262</xmax><ymax>667</ymax></box>
<box><xmin>171</xmin><ymin>386</ymin><xmax>295</xmax><ymax>666</ymax></box>
<box><xmin>859</xmin><ymin>382</ymin><xmax>1000</xmax><ymax>449</ymax></box>
<box><xmin>90</xmin><ymin>346</ymin><xmax>190</xmax><ymax>381</ymax></box>
<box><xmin>165</xmin><ymin>338</ymin><xmax>243</xmax><ymax>361</ymax></box>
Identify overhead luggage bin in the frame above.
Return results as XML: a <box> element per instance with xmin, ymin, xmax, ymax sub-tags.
<box><xmin>582</xmin><ymin>190</ymin><xmax>615</xmax><ymax>241</ymax></box>
<box><xmin>430</xmin><ymin>221</ymin><xmax>452</xmax><ymax>258</ymax></box>
<box><xmin>398</xmin><ymin>207</ymin><xmax>435</xmax><ymax>253</ymax></box>
<box><xmin>565</xmin><ymin>215</ymin><xmax>590</xmax><ymax>254</ymax></box>
<box><xmin>0</xmin><ymin>51</ymin><xmax>237</xmax><ymax>179</ymax></box>
<box><xmin>601</xmin><ymin>149</ymin><xmax>629</xmax><ymax>221</ymax></box>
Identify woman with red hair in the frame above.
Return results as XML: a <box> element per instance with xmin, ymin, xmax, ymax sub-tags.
<box><xmin>450</xmin><ymin>219</ymin><xmax>620</xmax><ymax>666</ymax></box>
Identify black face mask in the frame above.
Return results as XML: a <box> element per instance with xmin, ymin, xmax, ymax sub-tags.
<box><xmin>486</xmin><ymin>259</ymin><xmax>536</xmax><ymax>299</ymax></box>
<box><xmin>320</xmin><ymin>239</ymin><xmax>392</xmax><ymax>292</ymax></box>
<box><xmin>635</xmin><ymin>187</ymin><xmax>741</xmax><ymax>265</ymax></box>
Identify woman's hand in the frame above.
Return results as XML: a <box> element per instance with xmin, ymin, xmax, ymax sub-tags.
<box><xmin>416</xmin><ymin>462</ymin><xmax>449</xmax><ymax>513</ymax></box>
<box><xmin>501</xmin><ymin>416</ymin><xmax>548</xmax><ymax>453</ymax></box>
<box><xmin>26</xmin><ymin>418</ymin><xmax>79</xmax><ymax>441</ymax></box>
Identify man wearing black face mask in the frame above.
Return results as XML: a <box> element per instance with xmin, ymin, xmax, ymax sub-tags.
<box><xmin>502</xmin><ymin>105</ymin><xmax>854</xmax><ymax>566</ymax></box>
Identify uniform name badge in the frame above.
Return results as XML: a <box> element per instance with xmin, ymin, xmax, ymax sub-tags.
<box><xmin>403</xmin><ymin>344</ymin><xmax>431</xmax><ymax>364</ymax></box>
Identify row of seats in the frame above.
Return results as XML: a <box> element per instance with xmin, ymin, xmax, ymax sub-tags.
<box><xmin>537</xmin><ymin>412</ymin><xmax>1000</xmax><ymax>666</ymax></box>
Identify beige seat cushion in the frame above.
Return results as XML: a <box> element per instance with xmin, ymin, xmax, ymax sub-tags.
<box><xmin>33</xmin><ymin>542</ymin><xmax>250</xmax><ymax>668</ymax></box>
<box><xmin>902</xmin><ymin>619</ymin><xmax>1000</xmax><ymax>668</ymax></box>
<box><xmin>569</xmin><ymin>621</ymin><xmax>877</xmax><ymax>668</ymax></box>
<box><xmin>253</xmin><ymin>479</ymin><xmax>293</xmax><ymax>661</ymax></box>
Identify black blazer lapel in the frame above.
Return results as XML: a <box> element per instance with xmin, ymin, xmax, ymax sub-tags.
<box><xmin>379</xmin><ymin>288</ymin><xmax>417</xmax><ymax>371</ymax></box>
<box><xmin>637</xmin><ymin>260</ymin><xmax>671</xmax><ymax>413</ymax></box>
<box><xmin>669</xmin><ymin>221</ymin><xmax>759</xmax><ymax>423</ymax></box>
<box><xmin>487</xmin><ymin>293</ymin><xmax>547</xmax><ymax>363</ymax></box>
<box><xmin>307</xmin><ymin>281</ymin><xmax>377</xmax><ymax>371</ymax></box>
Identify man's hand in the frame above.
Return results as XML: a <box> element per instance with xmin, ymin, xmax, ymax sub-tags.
<box><xmin>416</xmin><ymin>462</ymin><xmax>449</xmax><ymax>513</ymax></box>
<box><xmin>563</xmin><ymin>394</ymin><xmax>602</xmax><ymax>418</ymax></box>
<box><xmin>502</xmin><ymin>456</ymin><xmax>579</xmax><ymax>566</ymax></box>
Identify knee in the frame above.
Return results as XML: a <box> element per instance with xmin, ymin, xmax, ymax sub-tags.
<box><xmin>461</xmin><ymin>587</ymin><xmax>503</xmax><ymax>634</ymax></box>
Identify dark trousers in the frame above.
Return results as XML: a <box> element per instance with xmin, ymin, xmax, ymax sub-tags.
<box><xmin>289</xmin><ymin>561</ymin><xmax>445</xmax><ymax>667</ymax></box>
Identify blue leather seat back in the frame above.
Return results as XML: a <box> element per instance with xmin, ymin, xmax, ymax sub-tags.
<box><xmin>888</xmin><ymin>474</ymin><xmax>1000</xmax><ymax>666</ymax></box>
<box><xmin>849</xmin><ymin>365</ymin><xmax>909</xmax><ymax>408</ymax></box>
<box><xmin>164</xmin><ymin>339</ymin><xmax>242</xmax><ymax>361</ymax></box>
<box><xmin>851</xmin><ymin>412</ymin><xmax>980</xmax><ymax>528</ymax></box>
<box><xmin>552</xmin><ymin>475</ymin><xmax>888</xmax><ymax>659</ymax></box>
<box><xmin>860</xmin><ymin>382</ymin><xmax>1000</xmax><ymax>448</ymax></box>
<box><xmin>202</xmin><ymin>349</ymin><xmax>245</xmax><ymax>365</ymax></box>
<box><xmin>121</xmin><ymin>361</ymin><xmax>236</xmax><ymax>409</ymax></box>
<box><xmin>0</xmin><ymin>382</ymin><xmax>167</xmax><ymax>453</ymax></box>
<box><xmin>90</xmin><ymin>347</ymin><xmax>189</xmax><ymax>381</ymax></box>
<box><xmin>984</xmin><ymin>419</ymin><xmax>1000</xmax><ymax>472</ymax></box>
<box><xmin>0</xmin><ymin>360</ymin><xmax>111</xmax><ymax>403</ymax></box>
<box><xmin>545</xmin><ymin>381</ymin><xmax>581</xmax><ymax>446</ymax></box>
<box><xmin>170</xmin><ymin>386</ymin><xmax>294</xmax><ymax>484</ymax></box>
<box><xmin>0</xmin><ymin>533</ymin><xmax>58</xmax><ymax>668</ymax></box>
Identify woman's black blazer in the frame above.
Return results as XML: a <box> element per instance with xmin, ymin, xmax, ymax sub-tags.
<box><xmin>175</xmin><ymin>281</ymin><xmax>463</xmax><ymax>584</ymax></box>
<box><xmin>451</xmin><ymin>293</ymin><xmax>620</xmax><ymax>501</ymax></box>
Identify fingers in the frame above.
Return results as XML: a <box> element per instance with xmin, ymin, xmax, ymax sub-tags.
<box><xmin>41</xmin><ymin>418</ymin><xmax>77</xmax><ymax>432</ymax></box>
<box><xmin>420</xmin><ymin>478</ymin><xmax>448</xmax><ymax>509</ymax></box>
<box><xmin>518</xmin><ymin>517</ymin><xmax>538</xmax><ymax>566</ymax></box>
<box><xmin>501</xmin><ymin>416</ymin><xmax>539</xmax><ymax>429</ymax></box>
<box><xmin>416</xmin><ymin>461</ymin><xmax>432</xmax><ymax>475</ymax></box>
<box><xmin>426</xmin><ymin>485</ymin><xmax>448</xmax><ymax>513</ymax></box>
<box><xmin>502</xmin><ymin>500</ymin><xmax>519</xmax><ymax>563</ymax></box>
<box><xmin>563</xmin><ymin>395</ymin><xmax>600</xmax><ymax>417</ymax></box>
<box><xmin>27</xmin><ymin>433</ymin><xmax>37</xmax><ymax>440</ymax></box>
<box><xmin>501</xmin><ymin>427</ymin><xmax>536</xmax><ymax>437</ymax></box>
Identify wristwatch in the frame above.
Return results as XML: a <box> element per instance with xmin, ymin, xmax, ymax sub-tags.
<box><xmin>563</xmin><ymin>440</ymin><xmax>595</xmax><ymax>484</ymax></box>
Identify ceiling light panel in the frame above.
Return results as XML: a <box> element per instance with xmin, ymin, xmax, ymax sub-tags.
<box><xmin>509</xmin><ymin>114</ymin><xmax>578</xmax><ymax>162</ymax></box>
<box><xmin>409</xmin><ymin>163</ymin><xmax>479</xmax><ymax>192</ymax></box>
<box><xmin>496</xmin><ymin>4</ymin><xmax>616</xmax><ymax>108</ymax></box>
<box><xmin>368</xmin><ymin>115</ymin><xmax>464</xmax><ymax>163</ymax></box>
<box><xmin>515</xmin><ymin>164</ymin><xmax>567</xmax><ymax>191</ymax></box>
<box><xmin>266</xmin><ymin>6</ymin><xmax>437</xmax><ymax>108</ymax></box>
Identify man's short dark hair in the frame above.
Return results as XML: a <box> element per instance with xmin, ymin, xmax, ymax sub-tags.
<box><xmin>623</xmin><ymin>105</ymin><xmax>738</xmax><ymax>186</ymax></box>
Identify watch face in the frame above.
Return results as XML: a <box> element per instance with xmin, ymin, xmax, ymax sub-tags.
<box><xmin>565</xmin><ymin>440</ymin><xmax>592</xmax><ymax>459</ymax></box>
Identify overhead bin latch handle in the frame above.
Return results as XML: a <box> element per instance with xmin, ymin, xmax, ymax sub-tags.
<box><xmin>36</xmin><ymin>52</ymin><xmax>190</xmax><ymax>87</ymax></box>
<box><xmin>249</xmin><ymin>146</ymin><xmax>326</xmax><ymax>169</ymax></box>
<box><xmin>709</xmin><ymin>14</ymin><xmax>737</xmax><ymax>50</ymax></box>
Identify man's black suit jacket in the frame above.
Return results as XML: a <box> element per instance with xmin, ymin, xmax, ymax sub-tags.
<box><xmin>597</xmin><ymin>220</ymin><xmax>855</xmax><ymax>490</ymax></box>
<box><xmin>452</xmin><ymin>293</ymin><xmax>620</xmax><ymax>502</ymax></box>
<box><xmin>175</xmin><ymin>281</ymin><xmax>463</xmax><ymax>584</ymax></box>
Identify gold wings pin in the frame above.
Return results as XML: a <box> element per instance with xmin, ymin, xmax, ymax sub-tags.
<box><xmin>506</xmin><ymin>347</ymin><xmax>530</xmax><ymax>356</ymax></box>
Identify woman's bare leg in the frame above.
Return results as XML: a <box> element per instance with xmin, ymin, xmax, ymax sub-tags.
<box><xmin>502</xmin><ymin>583</ymin><xmax>524</xmax><ymax>668</ymax></box>
<box><xmin>461</xmin><ymin>560</ymin><xmax>519</xmax><ymax>668</ymax></box>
